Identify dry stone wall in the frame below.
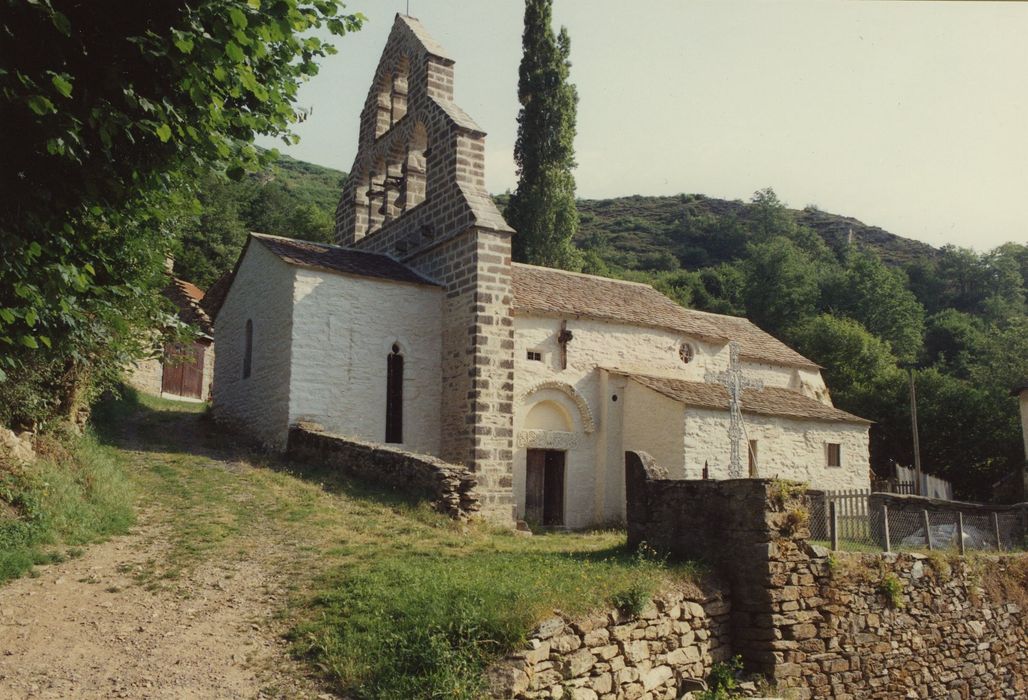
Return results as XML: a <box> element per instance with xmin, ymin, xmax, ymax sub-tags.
<box><xmin>624</xmin><ymin>450</ymin><xmax>1028</xmax><ymax>699</ymax></box>
<box><xmin>286</xmin><ymin>424</ymin><xmax>479</xmax><ymax>519</ymax></box>
<box><xmin>792</xmin><ymin>552</ymin><xmax>1028</xmax><ymax>699</ymax></box>
<box><xmin>487</xmin><ymin>587</ymin><xmax>732</xmax><ymax>699</ymax></box>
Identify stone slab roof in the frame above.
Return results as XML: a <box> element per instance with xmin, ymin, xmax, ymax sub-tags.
<box><xmin>614</xmin><ymin>371</ymin><xmax>870</xmax><ymax>425</ymax></box>
<box><xmin>252</xmin><ymin>233</ymin><xmax>439</xmax><ymax>287</ymax></box>
<box><xmin>164</xmin><ymin>277</ymin><xmax>212</xmax><ymax>336</ymax></box>
<box><xmin>397</xmin><ymin>14</ymin><xmax>454</xmax><ymax>63</ymax></box>
<box><xmin>511</xmin><ymin>263</ymin><xmax>819</xmax><ymax>369</ymax></box>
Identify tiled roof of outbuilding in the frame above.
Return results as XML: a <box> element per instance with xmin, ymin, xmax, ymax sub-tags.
<box><xmin>164</xmin><ymin>277</ymin><xmax>212</xmax><ymax>336</ymax></box>
<box><xmin>614</xmin><ymin>371</ymin><xmax>870</xmax><ymax>425</ymax></box>
<box><xmin>511</xmin><ymin>263</ymin><xmax>819</xmax><ymax>369</ymax></box>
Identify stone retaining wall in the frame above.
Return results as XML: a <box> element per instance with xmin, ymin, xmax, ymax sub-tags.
<box><xmin>286</xmin><ymin>423</ymin><xmax>479</xmax><ymax>519</ymax></box>
<box><xmin>487</xmin><ymin>586</ymin><xmax>732</xmax><ymax>699</ymax></box>
<box><xmin>624</xmin><ymin>450</ymin><xmax>1028</xmax><ymax>699</ymax></box>
<box><xmin>795</xmin><ymin>552</ymin><xmax>1028</xmax><ymax>698</ymax></box>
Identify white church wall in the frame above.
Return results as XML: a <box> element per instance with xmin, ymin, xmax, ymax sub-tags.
<box><xmin>683</xmin><ymin>407</ymin><xmax>870</xmax><ymax>491</ymax></box>
<box><xmin>212</xmin><ymin>242</ymin><xmax>296</xmax><ymax>448</ymax></box>
<box><xmin>623</xmin><ymin>380</ymin><xmax>687</xmax><ymax>479</ymax></box>
<box><xmin>289</xmin><ymin>269</ymin><xmax>443</xmax><ymax>455</ymax></box>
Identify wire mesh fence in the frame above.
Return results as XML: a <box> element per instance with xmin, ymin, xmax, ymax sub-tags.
<box><xmin>807</xmin><ymin>490</ymin><xmax>1024</xmax><ymax>554</ymax></box>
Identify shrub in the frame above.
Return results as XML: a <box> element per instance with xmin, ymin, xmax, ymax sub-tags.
<box><xmin>879</xmin><ymin>573</ymin><xmax>905</xmax><ymax>609</ymax></box>
<box><xmin>698</xmin><ymin>655</ymin><xmax>744</xmax><ymax>699</ymax></box>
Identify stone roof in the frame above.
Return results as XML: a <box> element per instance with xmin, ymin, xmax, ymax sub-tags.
<box><xmin>511</xmin><ymin>263</ymin><xmax>819</xmax><ymax>369</ymax></box>
<box><xmin>164</xmin><ymin>277</ymin><xmax>212</xmax><ymax>336</ymax></box>
<box><xmin>615</xmin><ymin>371</ymin><xmax>870</xmax><ymax>425</ymax></box>
<box><xmin>252</xmin><ymin>233</ymin><xmax>439</xmax><ymax>287</ymax></box>
<box><xmin>397</xmin><ymin>14</ymin><xmax>454</xmax><ymax>63</ymax></box>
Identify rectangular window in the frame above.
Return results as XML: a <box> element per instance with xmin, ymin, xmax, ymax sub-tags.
<box><xmin>526</xmin><ymin>350</ymin><xmax>543</xmax><ymax>362</ymax></box>
<box><xmin>748</xmin><ymin>439</ymin><xmax>758</xmax><ymax>477</ymax></box>
<box><xmin>827</xmin><ymin>443</ymin><xmax>842</xmax><ymax>468</ymax></box>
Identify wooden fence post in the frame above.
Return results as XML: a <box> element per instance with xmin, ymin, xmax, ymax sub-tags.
<box><xmin>830</xmin><ymin>501</ymin><xmax>839</xmax><ymax>552</ymax></box>
<box><xmin>993</xmin><ymin>512</ymin><xmax>1002</xmax><ymax>552</ymax></box>
<box><xmin>923</xmin><ymin>510</ymin><xmax>933</xmax><ymax>551</ymax></box>
<box><xmin>957</xmin><ymin>512</ymin><xmax>965</xmax><ymax>556</ymax></box>
<box><xmin>882</xmin><ymin>505</ymin><xmax>891</xmax><ymax>553</ymax></box>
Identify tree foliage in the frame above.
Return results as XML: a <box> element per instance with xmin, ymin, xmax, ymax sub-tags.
<box><xmin>0</xmin><ymin>0</ymin><xmax>361</xmax><ymax>423</ymax></box>
<box><xmin>504</xmin><ymin>0</ymin><xmax>581</xmax><ymax>270</ymax></box>
<box><xmin>563</xmin><ymin>184</ymin><xmax>1026</xmax><ymax>499</ymax></box>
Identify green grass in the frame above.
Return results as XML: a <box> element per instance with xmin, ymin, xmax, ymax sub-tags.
<box><xmin>0</xmin><ymin>428</ymin><xmax>135</xmax><ymax>583</ymax></box>
<box><xmin>83</xmin><ymin>388</ymin><xmax>704</xmax><ymax>699</ymax></box>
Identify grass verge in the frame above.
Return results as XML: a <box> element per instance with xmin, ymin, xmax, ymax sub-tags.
<box><xmin>0</xmin><ymin>426</ymin><xmax>135</xmax><ymax>583</ymax></box>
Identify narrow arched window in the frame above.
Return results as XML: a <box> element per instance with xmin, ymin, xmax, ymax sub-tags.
<box><xmin>385</xmin><ymin>343</ymin><xmax>404</xmax><ymax>443</ymax></box>
<box><xmin>243</xmin><ymin>319</ymin><xmax>253</xmax><ymax>379</ymax></box>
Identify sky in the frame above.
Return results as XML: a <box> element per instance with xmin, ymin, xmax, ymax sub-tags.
<box><xmin>256</xmin><ymin>0</ymin><xmax>1028</xmax><ymax>252</ymax></box>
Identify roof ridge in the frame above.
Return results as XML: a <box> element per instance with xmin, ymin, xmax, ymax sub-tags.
<box><xmin>511</xmin><ymin>262</ymin><xmax>656</xmax><ymax>290</ymax></box>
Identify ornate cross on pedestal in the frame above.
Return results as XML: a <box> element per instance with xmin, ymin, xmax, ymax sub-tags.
<box><xmin>705</xmin><ymin>341</ymin><xmax>764</xmax><ymax>479</ymax></box>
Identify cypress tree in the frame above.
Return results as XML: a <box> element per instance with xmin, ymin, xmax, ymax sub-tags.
<box><xmin>505</xmin><ymin>0</ymin><xmax>582</xmax><ymax>270</ymax></box>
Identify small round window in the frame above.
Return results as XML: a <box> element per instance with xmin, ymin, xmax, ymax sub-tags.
<box><xmin>679</xmin><ymin>342</ymin><xmax>695</xmax><ymax>364</ymax></box>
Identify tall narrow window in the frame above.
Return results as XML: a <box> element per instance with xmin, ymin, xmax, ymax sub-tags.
<box><xmin>748</xmin><ymin>439</ymin><xmax>758</xmax><ymax>477</ymax></box>
<box><xmin>243</xmin><ymin>319</ymin><xmax>253</xmax><ymax>379</ymax></box>
<box><xmin>385</xmin><ymin>343</ymin><xmax>404</xmax><ymax>443</ymax></box>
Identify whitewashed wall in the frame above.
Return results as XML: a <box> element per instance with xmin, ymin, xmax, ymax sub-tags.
<box><xmin>510</xmin><ymin>313</ymin><xmax>850</xmax><ymax>526</ymax></box>
<box><xmin>683</xmin><ymin>406</ymin><xmax>870</xmax><ymax>491</ymax></box>
<box><xmin>212</xmin><ymin>242</ymin><xmax>296</xmax><ymax>448</ymax></box>
<box><xmin>623</xmin><ymin>380</ymin><xmax>686</xmax><ymax>478</ymax></box>
<box><xmin>289</xmin><ymin>269</ymin><xmax>442</xmax><ymax>455</ymax></box>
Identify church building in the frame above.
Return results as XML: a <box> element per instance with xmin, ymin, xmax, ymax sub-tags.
<box><xmin>207</xmin><ymin>15</ymin><xmax>871</xmax><ymax>526</ymax></box>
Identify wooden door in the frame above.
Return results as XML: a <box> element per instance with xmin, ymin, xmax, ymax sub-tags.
<box><xmin>162</xmin><ymin>342</ymin><xmax>205</xmax><ymax>399</ymax></box>
<box><xmin>525</xmin><ymin>449</ymin><xmax>565</xmax><ymax>527</ymax></box>
<box><xmin>543</xmin><ymin>451</ymin><xmax>565</xmax><ymax>526</ymax></box>
<box><xmin>525</xmin><ymin>449</ymin><xmax>546</xmax><ymax>524</ymax></box>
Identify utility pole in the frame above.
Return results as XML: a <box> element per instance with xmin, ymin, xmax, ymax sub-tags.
<box><xmin>908</xmin><ymin>366</ymin><xmax>923</xmax><ymax>496</ymax></box>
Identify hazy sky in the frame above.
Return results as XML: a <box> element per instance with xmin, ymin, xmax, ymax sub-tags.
<box><xmin>256</xmin><ymin>0</ymin><xmax>1028</xmax><ymax>251</ymax></box>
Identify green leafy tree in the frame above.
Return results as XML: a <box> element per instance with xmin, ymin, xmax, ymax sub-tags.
<box><xmin>747</xmin><ymin>187</ymin><xmax>833</xmax><ymax>263</ymax></box>
<box><xmin>0</xmin><ymin>0</ymin><xmax>362</xmax><ymax>420</ymax></box>
<box><xmin>171</xmin><ymin>174</ymin><xmax>251</xmax><ymax>289</ymax></box>
<box><xmin>504</xmin><ymin>0</ymin><xmax>581</xmax><ymax>270</ymax></box>
<box><xmin>743</xmin><ymin>237</ymin><xmax>820</xmax><ymax>337</ymax></box>
<box><xmin>922</xmin><ymin>308</ymin><xmax>984</xmax><ymax>378</ymax></box>
<box><xmin>821</xmin><ymin>250</ymin><xmax>925</xmax><ymax>362</ymax></box>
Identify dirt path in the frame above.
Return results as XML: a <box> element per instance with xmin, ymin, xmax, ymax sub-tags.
<box><xmin>0</xmin><ymin>471</ymin><xmax>332</xmax><ymax>699</ymax></box>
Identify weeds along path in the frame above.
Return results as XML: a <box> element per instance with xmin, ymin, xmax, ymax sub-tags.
<box><xmin>0</xmin><ymin>398</ymin><xmax>333</xmax><ymax>700</ymax></box>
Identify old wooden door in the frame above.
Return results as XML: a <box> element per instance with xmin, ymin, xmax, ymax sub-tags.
<box><xmin>161</xmin><ymin>342</ymin><xmax>205</xmax><ymax>399</ymax></box>
<box><xmin>525</xmin><ymin>449</ymin><xmax>565</xmax><ymax>526</ymax></box>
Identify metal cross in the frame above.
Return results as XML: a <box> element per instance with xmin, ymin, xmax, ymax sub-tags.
<box><xmin>705</xmin><ymin>341</ymin><xmax>763</xmax><ymax>478</ymax></box>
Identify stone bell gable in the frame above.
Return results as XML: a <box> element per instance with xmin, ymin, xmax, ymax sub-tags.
<box><xmin>334</xmin><ymin>13</ymin><xmax>511</xmax><ymax>251</ymax></box>
<box><xmin>334</xmin><ymin>14</ymin><xmax>516</xmax><ymax>522</ymax></box>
